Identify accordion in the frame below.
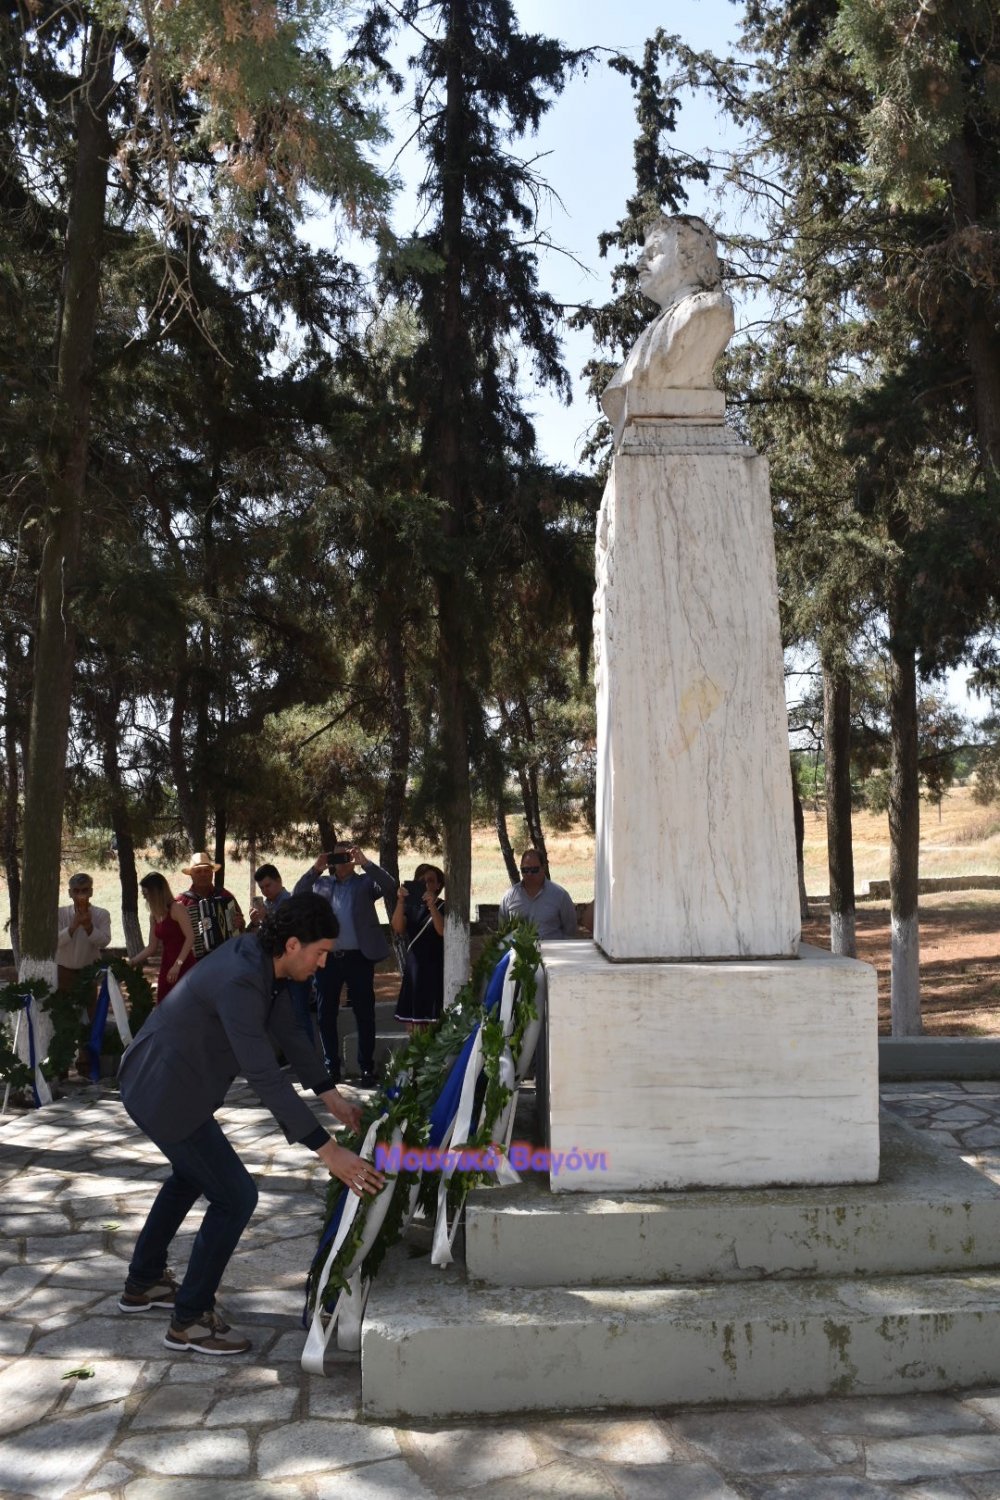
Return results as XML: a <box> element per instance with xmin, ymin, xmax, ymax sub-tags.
<box><xmin>191</xmin><ymin>896</ymin><xmax>239</xmax><ymax>960</ymax></box>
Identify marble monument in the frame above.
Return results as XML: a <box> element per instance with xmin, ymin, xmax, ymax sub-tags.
<box><xmin>542</xmin><ymin>215</ymin><xmax>878</xmax><ymax>1191</ymax></box>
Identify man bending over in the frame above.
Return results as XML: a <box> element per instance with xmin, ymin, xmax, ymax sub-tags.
<box><xmin>116</xmin><ymin>894</ymin><xmax>384</xmax><ymax>1357</ymax></box>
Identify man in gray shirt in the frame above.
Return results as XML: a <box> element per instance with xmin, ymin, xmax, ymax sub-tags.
<box><xmin>499</xmin><ymin>849</ymin><xmax>578</xmax><ymax>939</ymax></box>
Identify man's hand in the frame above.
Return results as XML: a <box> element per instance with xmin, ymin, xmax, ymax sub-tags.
<box><xmin>316</xmin><ymin>1139</ymin><xmax>385</xmax><ymax>1199</ymax></box>
<box><xmin>348</xmin><ymin>846</ymin><xmax>366</xmax><ymax>867</ymax></box>
<box><xmin>312</xmin><ymin>853</ymin><xmax>330</xmax><ymax>876</ymax></box>
<box><xmin>320</xmin><ymin>1087</ymin><xmax>363</xmax><ymax>1134</ymax></box>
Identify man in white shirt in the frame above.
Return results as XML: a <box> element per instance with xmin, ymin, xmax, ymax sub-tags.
<box><xmin>57</xmin><ymin>872</ymin><xmax>112</xmax><ymax>994</ymax></box>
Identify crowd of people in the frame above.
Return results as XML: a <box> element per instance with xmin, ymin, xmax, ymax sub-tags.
<box><xmin>56</xmin><ymin>842</ymin><xmax>582</xmax><ymax>1037</ymax></box>
<box><xmin>51</xmin><ymin>840</ymin><xmax>582</xmax><ymax>1358</ymax></box>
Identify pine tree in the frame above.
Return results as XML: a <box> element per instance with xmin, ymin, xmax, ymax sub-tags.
<box><xmin>660</xmin><ymin>0</ymin><xmax>1000</xmax><ymax>1032</ymax></box>
<box><xmin>352</xmin><ymin>0</ymin><xmax>591</xmax><ymax>998</ymax></box>
<box><xmin>3</xmin><ymin>0</ymin><xmax>387</xmax><ymax>984</ymax></box>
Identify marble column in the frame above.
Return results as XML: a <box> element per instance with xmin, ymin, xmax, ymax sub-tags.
<box><xmin>593</xmin><ymin>419</ymin><xmax>801</xmax><ymax>960</ymax></box>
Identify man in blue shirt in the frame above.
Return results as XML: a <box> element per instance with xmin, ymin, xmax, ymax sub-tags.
<box><xmin>295</xmin><ymin>842</ymin><xmax>396</xmax><ymax>1087</ymax></box>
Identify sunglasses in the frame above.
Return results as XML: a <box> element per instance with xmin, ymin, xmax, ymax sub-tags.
<box><xmin>520</xmin><ymin>866</ymin><xmax>542</xmax><ymax>875</ymax></box>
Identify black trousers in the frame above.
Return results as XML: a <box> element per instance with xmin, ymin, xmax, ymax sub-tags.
<box><xmin>315</xmin><ymin>948</ymin><xmax>376</xmax><ymax>1078</ymax></box>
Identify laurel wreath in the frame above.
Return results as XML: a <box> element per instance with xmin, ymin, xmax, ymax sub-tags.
<box><xmin>307</xmin><ymin>921</ymin><xmax>541</xmax><ymax>1310</ymax></box>
<box><xmin>0</xmin><ymin>959</ymin><xmax>155</xmax><ymax>1091</ymax></box>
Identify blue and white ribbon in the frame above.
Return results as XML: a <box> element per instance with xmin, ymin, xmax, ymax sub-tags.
<box><xmin>301</xmin><ymin>1115</ymin><xmax>402</xmax><ymax>1372</ymax></box>
<box><xmin>18</xmin><ymin>994</ymin><xmax>52</xmax><ymax>1108</ymax></box>
<box><xmin>85</xmin><ymin>970</ymin><xmax>133</xmax><ymax>1081</ymax></box>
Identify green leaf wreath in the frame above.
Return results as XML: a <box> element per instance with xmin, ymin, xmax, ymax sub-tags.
<box><xmin>308</xmin><ymin>921</ymin><xmax>541</xmax><ymax>1311</ymax></box>
<box><xmin>0</xmin><ymin>980</ymin><xmax>80</xmax><ymax>1089</ymax></box>
<box><xmin>71</xmin><ymin>959</ymin><xmax>155</xmax><ymax>1058</ymax></box>
<box><xmin>0</xmin><ymin>959</ymin><xmax>155</xmax><ymax>1092</ymax></box>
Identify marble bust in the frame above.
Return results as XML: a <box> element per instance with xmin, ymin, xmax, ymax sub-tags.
<box><xmin>601</xmin><ymin>215</ymin><xmax>735</xmax><ymax>442</ymax></box>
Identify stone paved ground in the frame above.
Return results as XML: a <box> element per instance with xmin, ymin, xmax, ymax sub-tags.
<box><xmin>5</xmin><ymin>1081</ymin><xmax>1000</xmax><ymax>1498</ymax></box>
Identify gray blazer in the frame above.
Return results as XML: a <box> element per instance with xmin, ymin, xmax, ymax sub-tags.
<box><xmin>293</xmin><ymin>860</ymin><xmax>396</xmax><ymax>962</ymax></box>
<box><xmin>118</xmin><ymin>935</ymin><xmax>334</xmax><ymax>1147</ymax></box>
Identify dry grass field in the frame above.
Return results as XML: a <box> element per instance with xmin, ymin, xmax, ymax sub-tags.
<box><xmin>3</xmin><ymin>784</ymin><xmax>1000</xmax><ymax>1034</ymax></box>
<box><xmin>798</xmin><ymin>782</ymin><xmax>1000</xmax><ymax>895</ymax></box>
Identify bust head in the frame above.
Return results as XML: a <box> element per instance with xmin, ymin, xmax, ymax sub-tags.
<box><xmin>637</xmin><ymin>215</ymin><xmax>721</xmax><ymax>310</ymax></box>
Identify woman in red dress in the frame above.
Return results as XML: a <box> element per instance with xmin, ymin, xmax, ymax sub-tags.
<box><xmin>130</xmin><ymin>873</ymin><xmax>197</xmax><ymax>1002</ymax></box>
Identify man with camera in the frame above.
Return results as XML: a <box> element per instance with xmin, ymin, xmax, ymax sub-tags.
<box><xmin>295</xmin><ymin>842</ymin><xmax>396</xmax><ymax>1087</ymax></box>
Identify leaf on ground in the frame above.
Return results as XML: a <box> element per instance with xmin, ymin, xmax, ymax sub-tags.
<box><xmin>61</xmin><ymin>1365</ymin><xmax>95</xmax><ymax>1380</ymax></box>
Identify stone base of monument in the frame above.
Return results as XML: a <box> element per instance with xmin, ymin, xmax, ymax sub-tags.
<box><xmin>541</xmin><ymin>939</ymin><xmax>879</xmax><ymax>1193</ymax></box>
<box><xmin>463</xmin><ymin>1119</ymin><xmax>1000</xmax><ymax>1286</ymax></box>
<box><xmin>360</xmin><ymin>1119</ymin><xmax>1000</xmax><ymax>1418</ymax></box>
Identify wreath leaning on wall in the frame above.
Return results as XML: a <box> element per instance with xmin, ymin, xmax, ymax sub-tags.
<box><xmin>304</xmin><ymin>921</ymin><xmax>542</xmax><ymax>1317</ymax></box>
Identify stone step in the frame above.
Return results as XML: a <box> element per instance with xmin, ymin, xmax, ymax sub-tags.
<box><xmin>341</xmin><ymin>1030</ymin><xmax>407</xmax><ymax>1076</ymax></box>
<box><xmin>465</xmin><ymin>1117</ymin><xmax>1000</xmax><ymax>1286</ymax></box>
<box><xmin>335</xmin><ymin>1005</ymin><xmax>408</xmax><ymax>1076</ymax></box>
<box><xmin>362</xmin><ymin>1255</ymin><xmax>1000</xmax><ymax>1418</ymax></box>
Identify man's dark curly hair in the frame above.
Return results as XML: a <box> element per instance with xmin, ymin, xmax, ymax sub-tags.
<box><xmin>257</xmin><ymin>893</ymin><xmax>338</xmax><ymax>953</ymax></box>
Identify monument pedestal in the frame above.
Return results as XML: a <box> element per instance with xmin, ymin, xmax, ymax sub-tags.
<box><xmin>541</xmin><ymin>939</ymin><xmax>879</xmax><ymax>1192</ymax></box>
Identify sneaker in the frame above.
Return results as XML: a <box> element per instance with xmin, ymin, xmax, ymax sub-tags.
<box><xmin>163</xmin><ymin>1310</ymin><xmax>251</xmax><ymax>1356</ymax></box>
<box><xmin>118</xmin><ymin>1270</ymin><xmax>178</xmax><ymax>1313</ymax></box>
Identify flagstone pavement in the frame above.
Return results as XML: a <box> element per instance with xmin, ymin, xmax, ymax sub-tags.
<box><xmin>5</xmin><ymin>1080</ymin><xmax>1000</xmax><ymax>1499</ymax></box>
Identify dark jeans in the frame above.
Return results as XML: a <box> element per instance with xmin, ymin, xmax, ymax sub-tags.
<box><xmin>287</xmin><ymin>977</ymin><xmax>315</xmax><ymax>1045</ymax></box>
<box><xmin>127</xmin><ymin>1117</ymin><xmax>258</xmax><ymax>1325</ymax></box>
<box><xmin>315</xmin><ymin>949</ymin><xmax>376</xmax><ymax>1077</ymax></box>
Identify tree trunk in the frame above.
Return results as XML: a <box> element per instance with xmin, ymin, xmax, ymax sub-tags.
<box><xmin>888</xmin><ymin>598</ymin><xmax>921</xmax><ymax>1035</ymax></box>
<box><xmin>436</xmin><ymin>0</ymin><xmax>473</xmax><ymax>1005</ymax></box>
<box><xmin>213</xmin><ymin>801</ymin><xmax>227</xmax><ymax>889</ymax></box>
<box><xmin>823</xmin><ymin>660</ymin><xmax>857</xmax><ymax>957</ymax></box>
<box><xmin>1</xmin><ymin>634</ymin><xmax>23</xmax><ymax>967</ymax></box>
<box><xmin>495</xmin><ymin>799</ymin><xmax>519</xmax><ymax>886</ymax></box>
<box><xmin>379</xmin><ymin>631</ymin><xmax>409</xmax><ymax>885</ymax></box>
<box><xmin>379</xmin><ymin>633</ymin><xmax>409</xmax><ymax>971</ymax></box>
<box><xmin>169</xmin><ymin>664</ymin><xmax>205</xmax><ymax>850</ymax></box>
<box><xmin>112</xmin><ymin>818</ymin><xmax>143</xmax><ymax>957</ymax></box>
<box><xmin>19</xmin><ymin>26</ymin><xmax>115</xmax><ymax>984</ymax></box>
<box><xmin>318</xmin><ymin>813</ymin><xmax>338</xmax><ymax>852</ymax></box>
<box><xmin>97</xmin><ymin>680</ymin><xmax>142</xmax><ymax>956</ymax></box>
<box><xmin>791</xmin><ymin>771</ymin><xmax>810</xmax><ymax>922</ymax></box>
<box><xmin>514</xmin><ymin>697</ymin><xmax>548</xmax><ymax>869</ymax></box>
<box><xmin>439</xmin><ymin>593</ymin><xmax>472</xmax><ymax>1006</ymax></box>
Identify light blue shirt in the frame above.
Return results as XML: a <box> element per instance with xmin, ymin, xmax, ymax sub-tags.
<box><xmin>330</xmin><ymin>879</ymin><xmax>359</xmax><ymax>950</ymax></box>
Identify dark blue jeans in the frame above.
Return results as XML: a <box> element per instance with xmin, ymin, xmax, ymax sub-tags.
<box><xmin>128</xmin><ymin>1117</ymin><xmax>258</xmax><ymax>1325</ymax></box>
<box><xmin>287</xmin><ymin>977</ymin><xmax>315</xmax><ymax>1045</ymax></box>
<box><xmin>315</xmin><ymin>949</ymin><xmax>376</xmax><ymax>1077</ymax></box>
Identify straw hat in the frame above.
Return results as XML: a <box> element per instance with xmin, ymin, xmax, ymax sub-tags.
<box><xmin>183</xmin><ymin>851</ymin><xmax>221</xmax><ymax>876</ymax></box>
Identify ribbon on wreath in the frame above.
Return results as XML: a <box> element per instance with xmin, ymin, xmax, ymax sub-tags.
<box><xmin>21</xmin><ymin>994</ymin><xmax>52</xmax><ymax>1108</ymax></box>
<box><xmin>85</xmin><ymin>970</ymin><xmax>133</xmax><ymax>1082</ymax></box>
<box><xmin>10</xmin><ymin>993</ymin><xmax>53</xmax><ymax>1109</ymax></box>
<box><xmin>430</xmin><ymin>948</ymin><xmax>521</xmax><ymax>1266</ymax></box>
<box><xmin>301</xmin><ymin>1115</ymin><xmax>406</xmax><ymax>1370</ymax></box>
